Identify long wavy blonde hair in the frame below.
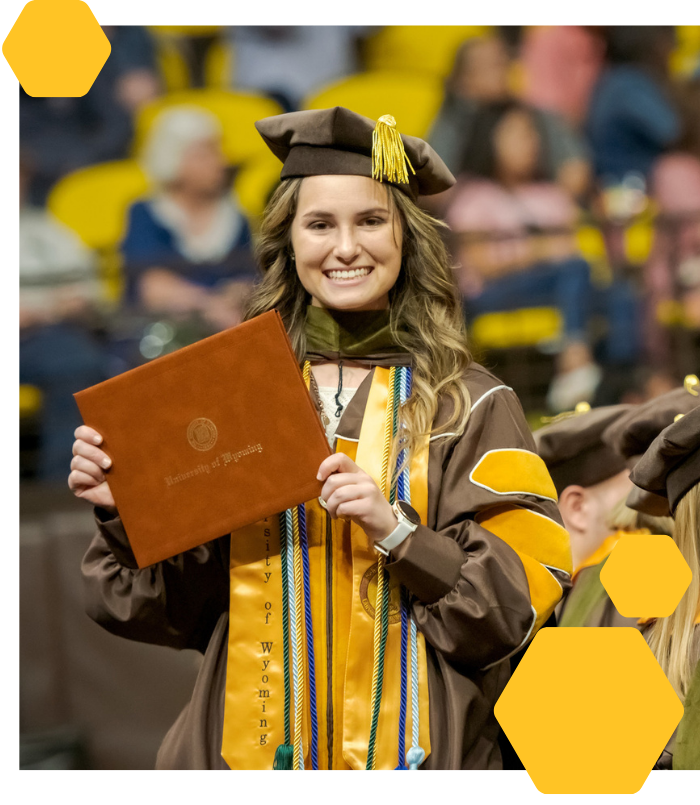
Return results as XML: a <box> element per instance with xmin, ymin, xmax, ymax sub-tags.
<box><xmin>245</xmin><ymin>177</ymin><xmax>473</xmax><ymax>459</ymax></box>
<box><xmin>646</xmin><ymin>482</ymin><xmax>700</xmax><ymax>702</ymax></box>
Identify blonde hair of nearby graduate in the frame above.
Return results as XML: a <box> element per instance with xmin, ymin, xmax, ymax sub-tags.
<box><xmin>647</xmin><ymin>483</ymin><xmax>700</xmax><ymax>701</ymax></box>
<box><xmin>245</xmin><ymin>177</ymin><xmax>473</xmax><ymax>462</ymax></box>
<box><xmin>607</xmin><ymin>496</ymin><xmax>675</xmax><ymax>537</ymax></box>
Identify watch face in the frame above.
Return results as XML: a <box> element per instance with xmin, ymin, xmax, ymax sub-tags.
<box><xmin>396</xmin><ymin>500</ymin><xmax>421</xmax><ymax>525</ymax></box>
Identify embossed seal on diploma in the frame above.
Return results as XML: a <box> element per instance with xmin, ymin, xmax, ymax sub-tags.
<box><xmin>187</xmin><ymin>417</ymin><xmax>218</xmax><ymax>451</ymax></box>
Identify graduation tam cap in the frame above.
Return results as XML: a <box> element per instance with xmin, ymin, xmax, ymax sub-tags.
<box><xmin>629</xmin><ymin>405</ymin><xmax>700</xmax><ymax>515</ymax></box>
<box><xmin>535</xmin><ymin>403</ymin><xmax>635</xmax><ymax>494</ymax></box>
<box><xmin>603</xmin><ymin>376</ymin><xmax>700</xmax><ymax>516</ymax></box>
<box><xmin>255</xmin><ymin>106</ymin><xmax>455</xmax><ymax>200</ymax></box>
<box><xmin>603</xmin><ymin>376</ymin><xmax>700</xmax><ymax>461</ymax></box>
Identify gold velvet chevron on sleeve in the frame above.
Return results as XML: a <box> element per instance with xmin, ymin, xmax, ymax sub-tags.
<box><xmin>470</xmin><ymin>449</ymin><xmax>559</xmax><ymax>502</ymax></box>
<box><xmin>476</xmin><ymin>502</ymin><xmax>572</xmax><ymax>634</ymax></box>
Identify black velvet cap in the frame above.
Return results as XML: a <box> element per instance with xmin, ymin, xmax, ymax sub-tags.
<box><xmin>535</xmin><ymin>405</ymin><xmax>635</xmax><ymax>494</ymax></box>
<box><xmin>254</xmin><ymin>106</ymin><xmax>455</xmax><ymax>200</ymax></box>
<box><xmin>629</xmin><ymin>406</ymin><xmax>700</xmax><ymax>515</ymax></box>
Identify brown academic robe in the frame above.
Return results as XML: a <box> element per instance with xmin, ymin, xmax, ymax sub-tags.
<box><xmin>81</xmin><ymin>362</ymin><xmax>571</xmax><ymax>770</ymax></box>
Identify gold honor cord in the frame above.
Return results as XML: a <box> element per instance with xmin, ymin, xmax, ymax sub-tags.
<box><xmin>366</xmin><ymin>367</ymin><xmax>397</xmax><ymax>769</ymax></box>
<box><xmin>292</xmin><ymin>360</ymin><xmax>312</xmax><ymax>770</ymax></box>
<box><xmin>291</xmin><ymin>506</ymin><xmax>305</xmax><ymax>770</ymax></box>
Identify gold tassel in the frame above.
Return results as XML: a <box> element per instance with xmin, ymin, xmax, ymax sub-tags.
<box><xmin>684</xmin><ymin>374</ymin><xmax>699</xmax><ymax>396</ymax></box>
<box><xmin>372</xmin><ymin>114</ymin><xmax>415</xmax><ymax>185</ymax></box>
<box><xmin>540</xmin><ymin>401</ymin><xmax>591</xmax><ymax>426</ymax></box>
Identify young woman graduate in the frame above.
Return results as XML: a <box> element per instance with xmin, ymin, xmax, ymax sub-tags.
<box><xmin>68</xmin><ymin>107</ymin><xmax>572</xmax><ymax>770</ymax></box>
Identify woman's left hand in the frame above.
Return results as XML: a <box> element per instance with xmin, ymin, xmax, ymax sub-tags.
<box><xmin>317</xmin><ymin>453</ymin><xmax>398</xmax><ymax>543</ymax></box>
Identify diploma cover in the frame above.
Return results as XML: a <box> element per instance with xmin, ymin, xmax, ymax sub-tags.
<box><xmin>74</xmin><ymin>311</ymin><xmax>331</xmax><ymax>568</ymax></box>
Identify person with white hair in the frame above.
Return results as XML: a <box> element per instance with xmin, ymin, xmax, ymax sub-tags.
<box><xmin>121</xmin><ymin>106</ymin><xmax>256</xmax><ymax>332</ymax></box>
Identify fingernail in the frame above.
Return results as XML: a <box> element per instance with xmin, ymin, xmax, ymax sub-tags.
<box><xmin>94</xmin><ymin>435</ymin><xmax>102</xmax><ymax>444</ymax></box>
<box><xmin>102</xmin><ymin>458</ymin><xmax>111</xmax><ymax>469</ymax></box>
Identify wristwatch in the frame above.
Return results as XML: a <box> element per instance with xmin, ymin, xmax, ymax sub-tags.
<box><xmin>374</xmin><ymin>500</ymin><xmax>421</xmax><ymax>556</ymax></box>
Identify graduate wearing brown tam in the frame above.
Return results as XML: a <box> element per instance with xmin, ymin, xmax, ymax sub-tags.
<box><xmin>78</xmin><ymin>102</ymin><xmax>573</xmax><ymax>772</ymax></box>
<box><xmin>535</xmin><ymin>404</ymin><xmax>638</xmax><ymax>629</ymax></box>
<box><xmin>255</xmin><ymin>106</ymin><xmax>455</xmax><ymax>200</ymax></box>
<box><xmin>536</xmin><ymin>403</ymin><xmax>634</xmax><ymax>495</ymax></box>
<box><xmin>630</xmin><ymin>405</ymin><xmax>700</xmax><ymax>515</ymax></box>
<box><xmin>604</xmin><ymin>376</ymin><xmax>700</xmax><ymax>517</ymax></box>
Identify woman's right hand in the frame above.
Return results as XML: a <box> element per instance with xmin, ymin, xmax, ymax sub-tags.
<box><xmin>68</xmin><ymin>426</ymin><xmax>117</xmax><ymax>514</ymax></box>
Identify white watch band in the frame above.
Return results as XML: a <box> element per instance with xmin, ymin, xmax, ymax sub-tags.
<box><xmin>374</xmin><ymin>509</ymin><xmax>418</xmax><ymax>557</ymax></box>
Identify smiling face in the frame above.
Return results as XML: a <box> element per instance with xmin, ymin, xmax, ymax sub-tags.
<box><xmin>290</xmin><ymin>175</ymin><xmax>403</xmax><ymax>311</ymax></box>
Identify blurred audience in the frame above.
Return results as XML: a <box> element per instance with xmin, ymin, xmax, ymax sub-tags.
<box><xmin>586</xmin><ymin>26</ymin><xmax>681</xmax><ymax>188</ymax></box>
<box><xmin>123</xmin><ymin>106</ymin><xmax>257</xmax><ymax>332</ymax></box>
<box><xmin>445</xmin><ymin>104</ymin><xmax>640</xmax><ymax>410</ymax></box>
<box><xmin>428</xmin><ymin>35</ymin><xmax>592</xmax><ymax>201</ymax></box>
<box><xmin>227</xmin><ymin>26</ymin><xmax>374</xmax><ymax>111</ymax></box>
<box><xmin>643</xmin><ymin>77</ymin><xmax>700</xmax><ymax>361</ymax></box>
<box><xmin>519</xmin><ymin>26</ymin><xmax>604</xmax><ymax>127</ymax></box>
<box><xmin>20</xmin><ymin>158</ymin><xmax>109</xmax><ymax>481</ymax></box>
<box><xmin>21</xmin><ymin>26</ymin><xmax>161</xmax><ymax>205</ymax></box>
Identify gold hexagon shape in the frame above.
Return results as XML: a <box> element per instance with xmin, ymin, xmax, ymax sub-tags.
<box><xmin>3</xmin><ymin>0</ymin><xmax>110</xmax><ymax>97</ymax></box>
<box><xmin>600</xmin><ymin>534</ymin><xmax>692</xmax><ymax>618</ymax></box>
<box><xmin>495</xmin><ymin>628</ymin><xmax>683</xmax><ymax>793</ymax></box>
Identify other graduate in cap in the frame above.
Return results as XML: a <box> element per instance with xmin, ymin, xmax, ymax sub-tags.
<box><xmin>535</xmin><ymin>403</ymin><xmax>639</xmax><ymax>628</ymax></box>
<box><xmin>603</xmin><ymin>374</ymin><xmax>700</xmax><ymax>523</ymax></box>
<box><xmin>70</xmin><ymin>107</ymin><xmax>571</xmax><ymax>770</ymax></box>
<box><xmin>628</xmin><ymin>406</ymin><xmax>700</xmax><ymax>770</ymax></box>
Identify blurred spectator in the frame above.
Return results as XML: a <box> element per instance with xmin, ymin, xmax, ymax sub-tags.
<box><xmin>123</xmin><ymin>106</ymin><xmax>257</xmax><ymax>332</ymax></box>
<box><xmin>428</xmin><ymin>35</ymin><xmax>591</xmax><ymax>201</ymax></box>
<box><xmin>19</xmin><ymin>157</ymin><xmax>109</xmax><ymax>481</ymax></box>
<box><xmin>519</xmin><ymin>26</ymin><xmax>604</xmax><ymax>127</ymax></box>
<box><xmin>643</xmin><ymin>78</ymin><xmax>700</xmax><ymax>361</ymax></box>
<box><xmin>585</xmin><ymin>26</ymin><xmax>681</xmax><ymax>187</ymax></box>
<box><xmin>227</xmin><ymin>26</ymin><xmax>374</xmax><ymax>111</ymax></box>
<box><xmin>21</xmin><ymin>26</ymin><xmax>161</xmax><ymax>205</ymax></box>
<box><xmin>446</xmin><ymin>104</ymin><xmax>640</xmax><ymax>410</ymax></box>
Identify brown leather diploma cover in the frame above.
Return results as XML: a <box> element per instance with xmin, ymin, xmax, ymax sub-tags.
<box><xmin>74</xmin><ymin>311</ymin><xmax>330</xmax><ymax>567</ymax></box>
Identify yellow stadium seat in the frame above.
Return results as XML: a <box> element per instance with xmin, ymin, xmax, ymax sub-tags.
<box><xmin>576</xmin><ymin>224</ymin><xmax>607</xmax><ymax>265</ymax></box>
<box><xmin>671</xmin><ymin>25</ymin><xmax>700</xmax><ymax>77</ymax></box>
<box><xmin>624</xmin><ymin>216</ymin><xmax>655</xmax><ymax>267</ymax></box>
<box><xmin>132</xmin><ymin>89</ymin><xmax>284</xmax><ymax>168</ymax></box>
<box><xmin>303</xmin><ymin>71</ymin><xmax>444</xmax><ymax>140</ymax></box>
<box><xmin>149</xmin><ymin>26</ymin><xmax>223</xmax><ymax>38</ymax></box>
<box><xmin>364</xmin><ymin>26</ymin><xmax>492</xmax><ymax>78</ymax></box>
<box><xmin>20</xmin><ymin>384</ymin><xmax>42</xmax><ymax>418</ymax></box>
<box><xmin>204</xmin><ymin>38</ymin><xmax>234</xmax><ymax>89</ymax></box>
<box><xmin>470</xmin><ymin>308</ymin><xmax>563</xmax><ymax>350</ymax></box>
<box><xmin>153</xmin><ymin>38</ymin><xmax>191</xmax><ymax>93</ymax></box>
<box><xmin>46</xmin><ymin>161</ymin><xmax>150</xmax><ymax>302</ymax></box>
<box><xmin>149</xmin><ymin>27</ymin><xmax>226</xmax><ymax>92</ymax></box>
<box><xmin>234</xmin><ymin>154</ymin><xmax>282</xmax><ymax>222</ymax></box>
<box><xmin>576</xmin><ymin>223</ymin><xmax>613</xmax><ymax>285</ymax></box>
<box><xmin>47</xmin><ymin>160</ymin><xmax>150</xmax><ymax>254</ymax></box>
